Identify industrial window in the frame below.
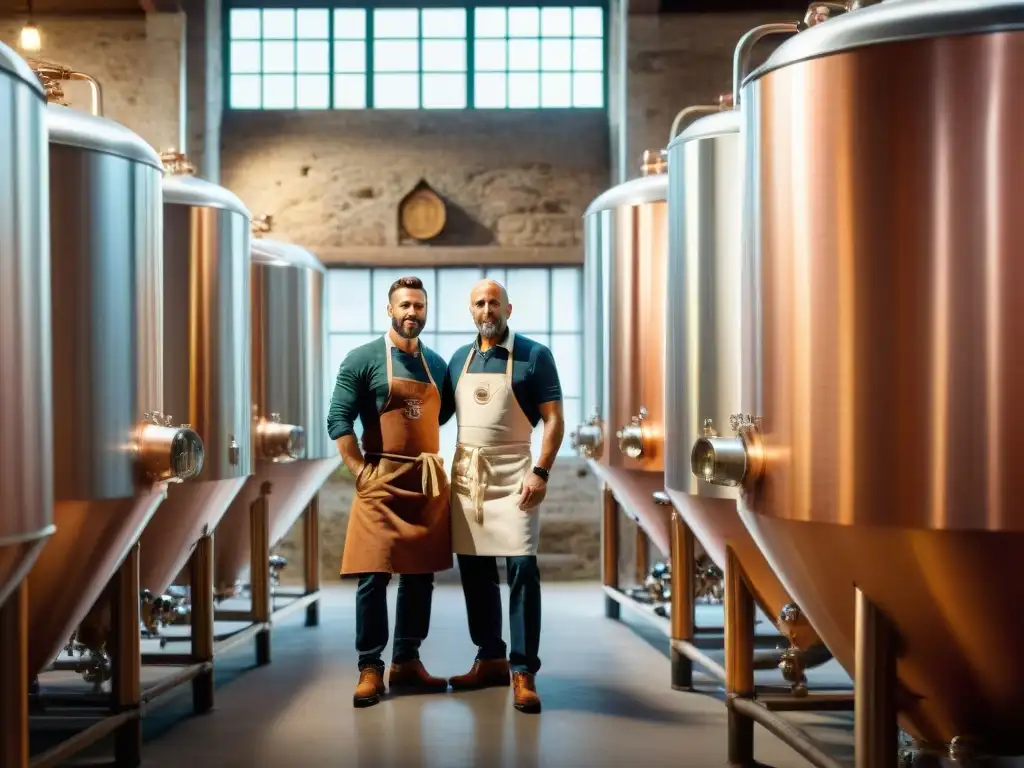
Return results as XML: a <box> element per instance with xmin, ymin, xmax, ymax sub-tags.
<box><xmin>226</xmin><ymin>4</ymin><xmax>605</xmax><ymax>110</ymax></box>
<box><xmin>325</xmin><ymin>266</ymin><xmax>584</xmax><ymax>461</ymax></box>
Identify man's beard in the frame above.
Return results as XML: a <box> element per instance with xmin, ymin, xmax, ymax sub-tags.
<box><xmin>477</xmin><ymin>317</ymin><xmax>505</xmax><ymax>339</ymax></box>
<box><xmin>392</xmin><ymin>316</ymin><xmax>424</xmax><ymax>339</ymax></box>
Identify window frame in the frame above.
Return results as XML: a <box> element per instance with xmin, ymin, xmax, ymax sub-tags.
<box><xmin>223</xmin><ymin>0</ymin><xmax>609</xmax><ymax>111</ymax></box>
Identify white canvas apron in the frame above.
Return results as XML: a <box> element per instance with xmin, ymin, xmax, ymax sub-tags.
<box><xmin>450</xmin><ymin>332</ymin><xmax>540</xmax><ymax>557</ymax></box>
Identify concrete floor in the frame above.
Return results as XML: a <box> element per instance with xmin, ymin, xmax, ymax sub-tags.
<box><xmin>103</xmin><ymin>581</ymin><xmax>855</xmax><ymax>768</ymax></box>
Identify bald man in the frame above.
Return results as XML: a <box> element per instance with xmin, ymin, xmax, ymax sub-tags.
<box><xmin>440</xmin><ymin>280</ymin><xmax>565</xmax><ymax>714</ymax></box>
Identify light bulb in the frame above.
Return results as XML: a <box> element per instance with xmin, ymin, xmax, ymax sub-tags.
<box><xmin>20</xmin><ymin>23</ymin><xmax>41</xmax><ymax>53</ymax></box>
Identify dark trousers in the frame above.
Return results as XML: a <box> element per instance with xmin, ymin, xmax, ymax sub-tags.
<box><xmin>457</xmin><ymin>554</ymin><xmax>542</xmax><ymax>675</ymax></box>
<box><xmin>355</xmin><ymin>572</ymin><xmax>434</xmax><ymax>671</ymax></box>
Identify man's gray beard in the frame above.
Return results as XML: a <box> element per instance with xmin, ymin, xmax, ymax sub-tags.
<box><xmin>477</xmin><ymin>319</ymin><xmax>505</xmax><ymax>339</ymax></box>
<box><xmin>392</xmin><ymin>316</ymin><xmax>423</xmax><ymax>339</ymax></box>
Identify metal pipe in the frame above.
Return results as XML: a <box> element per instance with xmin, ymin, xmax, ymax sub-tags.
<box><xmin>672</xmin><ymin>638</ymin><xmax>726</xmax><ymax>683</ymax></box>
<box><xmin>601</xmin><ymin>484</ymin><xmax>620</xmax><ymax>619</ymax></box>
<box><xmin>728</xmin><ymin>696</ymin><xmax>846</xmax><ymax>768</ymax></box>
<box><xmin>668</xmin><ymin>96</ymin><xmax>733</xmax><ymax>144</ymax></box>
<box><xmin>669</xmin><ymin>510</ymin><xmax>695</xmax><ymax>689</ymax></box>
<box><xmin>29</xmin><ymin>710</ymin><xmax>138</xmax><ymax>768</ymax></box>
<box><xmin>141</xmin><ymin>662</ymin><xmax>212</xmax><ymax>706</ymax></box>
<box><xmin>66</xmin><ymin>72</ymin><xmax>103</xmax><ymax>116</ymax></box>
<box><xmin>303</xmin><ymin>494</ymin><xmax>321</xmax><ymax>627</ymax></box>
<box><xmin>251</xmin><ymin>482</ymin><xmax>272</xmax><ymax>665</ymax></box>
<box><xmin>190</xmin><ymin>534</ymin><xmax>215</xmax><ymax>714</ymax></box>
<box><xmin>0</xmin><ymin>580</ymin><xmax>29</xmax><ymax>768</ymax></box>
<box><xmin>855</xmin><ymin>587</ymin><xmax>898</xmax><ymax>768</ymax></box>
<box><xmin>724</xmin><ymin>545</ymin><xmax>755</xmax><ymax>764</ymax></box>
<box><xmin>634</xmin><ymin>526</ymin><xmax>649</xmax><ymax>585</ymax></box>
<box><xmin>110</xmin><ymin>543</ymin><xmax>142</xmax><ymax>765</ymax></box>
<box><xmin>731</xmin><ymin>22</ymin><xmax>800</xmax><ymax>107</ymax></box>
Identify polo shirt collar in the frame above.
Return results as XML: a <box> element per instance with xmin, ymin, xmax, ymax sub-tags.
<box><xmin>475</xmin><ymin>327</ymin><xmax>513</xmax><ymax>354</ymax></box>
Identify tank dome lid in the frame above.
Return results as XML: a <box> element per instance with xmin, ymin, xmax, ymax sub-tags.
<box><xmin>583</xmin><ymin>174</ymin><xmax>668</xmax><ymax>217</ymax></box>
<box><xmin>0</xmin><ymin>42</ymin><xmax>44</xmax><ymax>97</ymax></box>
<box><xmin>251</xmin><ymin>238</ymin><xmax>327</xmax><ymax>275</ymax></box>
<box><xmin>163</xmin><ymin>174</ymin><xmax>252</xmax><ymax>219</ymax></box>
<box><xmin>45</xmin><ymin>103</ymin><xmax>162</xmax><ymax>169</ymax></box>
<box><xmin>669</xmin><ymin>109</ymin><xmax>740</xmax><ymax>149</ymax></box>
<box><xmin>746</xmin><ymin>0</ymin><xmax>1024</xmax><ymax>86</ymax></box>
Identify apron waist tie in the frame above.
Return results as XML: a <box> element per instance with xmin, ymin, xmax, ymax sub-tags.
<box><xmin>458</xmin><ymin>443</ymin><xmax>531</xmax><ymax>526</ymax></box>
<box><xmin>365</xmin><ymin>452</ymin><xmax>446</xmax><ymax>497</ymax></box>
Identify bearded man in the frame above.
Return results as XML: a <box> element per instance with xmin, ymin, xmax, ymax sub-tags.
<box><xmin>327</xmin><ymin>276</ymin><xmax>452</xmax><ymax>708</ymax></box>
<box><xmin>441</xmin><ymin>279</ymin><xmax>565</xmax><ymax>713</ymax></box>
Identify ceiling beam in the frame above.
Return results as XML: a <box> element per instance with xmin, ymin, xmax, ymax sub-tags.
<box><xmin>138</xmin><ymin>0</ymin><xmax>180</xmax><ymax>11</ymax></box>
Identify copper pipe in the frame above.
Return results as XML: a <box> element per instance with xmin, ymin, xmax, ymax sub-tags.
<box><xmin>634</xmin><ymin>526</ymin><xmax>649</xmax><ymax>585</ymax></box>
<box><xmin>601</xmin><ymin>485</ymin><xmax>620</xmax><ymax>619</ymax></box>
<box><xmin>110</xmin><ymin>543</ymin><xmax>142</xmax><ymax>764</ymax></box>
<box><xmin>0</xmin><ymin>580</ymin><xmax>29</xmax><ymax>768</ymax></box>
<box><xmin>731</xmin><ymin>22</ymin><xmax>800</xmax><ymax>106</ymax></box>
<box><xmin>668</xmin><ymin>102</ymin><xmax>724</xmax><ymax>144</ymax></box>
<box><xmin>724</xmin><ymin>545</ymin><xmax>755</xmax><ymax>764</ymax></box>
<box><xmin>855</xmin><ymin>587</ymin><xmax>898</xmax><ymax>768</ymax></box>
<box><xmin>251</xmin><ymin>482</ymin><xmax>272</xmax><ymax>665</ymax></box>
<box><xmin>303</xmin><ymin>494</ymin><xmax>321</xmax><ymax>627</ymax></box>
<box><xmin>669</xmin><ymin>510</ymin><xmax>695</xmax><ymax>689</ymax></box>
<box><xmin>190</xmin><ymin>534</ymin><xmax>215</xmax><ymax>714</ymax></box>
<box><xmin>66</xmin><ymin>71</ymin><xmax>103</xmax><ymax>116</ymax></box>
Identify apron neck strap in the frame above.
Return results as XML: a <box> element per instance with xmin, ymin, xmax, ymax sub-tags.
<box><xmin>464</xmin><ymin>331</ymin><xmax>515</xmax><ymax>385</ymax></box>
<box><xmin>384</xmin><ymin>333</ymin><xmax>435</xmax><ymax>389</ymax></box>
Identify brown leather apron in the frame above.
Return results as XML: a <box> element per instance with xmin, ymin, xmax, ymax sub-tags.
<box><xmin>339</xmin><ymin>341</ymin><xmax>453</xmax><ymax>575</ymax></box>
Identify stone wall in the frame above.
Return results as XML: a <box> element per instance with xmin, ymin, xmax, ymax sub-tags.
<box><xmin>0</xmin><ymin>14</ymin><xmax>185</xmax><ymax>154</ymax></box>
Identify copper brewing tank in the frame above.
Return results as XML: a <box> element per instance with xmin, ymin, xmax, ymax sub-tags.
<box><xmin>665</xmin><ymin>102</ymin><xmax>824</xmax><ymax>663</ymax></box>
<box><xmin>136</xmin><ymin>153</ymin><xmax>254</xmax><ymax>599</ymax></box>
<box><xmin>24</xmin><ymin>84</ymin><xmax>203</xmax><ymax>675</ymax></box>
<box><xmin>0</xmin><ymin>43</ymin><xmax>54</xmax><ymax>610</ymax></box>
<box><xmin>695</xmin><ymin>0</ymin><xmax>1024</xmax><ymax>754</ymax></box>
<box><xmin>575</xmin><ymin>159</ymin><xmax>674</xmax><ymax>555</ymax></box>
<box><xmin>209</xmin><ymin>236</ymin><xmax>339</xmax><ymax>591</ymax></box>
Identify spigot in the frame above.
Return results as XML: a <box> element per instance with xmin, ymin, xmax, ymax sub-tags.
<box><xmin>690</xmin><ymin>414</ymin><xmax>764</xmax><ymax>488</ymax></box>
<box><xmin>136</xmin><ymin>412</ymin><xmax>205</xmax><ymax>483</ymax></box>
<box><xmin>256</xmin><ymin>412</ymin><xmax>306</xmax><ymax>462</ymax></box>
<box><xmin>617</xmin><ymin>406</ymin><xmax>648</xmax><ymax>459</ymax></box>
<box><xmin>570</xmin><ymin>408</ymin><xmax>604</xmax><ymax>460</ymax></box>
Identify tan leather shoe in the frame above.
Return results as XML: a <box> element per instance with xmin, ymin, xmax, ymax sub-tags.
<box><xmin>388</xmin><ymin>659</ymin><xmax>449</xmax><ymax>694</ymax></box>
<box><xmin>512</xmin><ymin>671</ymin><xmax>541</xmax><ymax>714</ymax></box>
<box><xmin>449</xmin><ymin>659</ymin><xmax>511</xmax><ymax>691</ymax></box>
<box><xmin>353</xmin><ymin>667</ymin><xmax>385</xmax><ymax>708</ymax></box>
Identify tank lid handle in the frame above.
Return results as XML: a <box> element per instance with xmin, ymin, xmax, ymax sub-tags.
<box><xmin>27</xmin><ymin>58</ymin><xmax>104</xmax><ymax>116</ymax></box>
<box><xmin>160</xmin><ymin>149</ymin><xmax>196</xmax><ymax>176</ymax></box>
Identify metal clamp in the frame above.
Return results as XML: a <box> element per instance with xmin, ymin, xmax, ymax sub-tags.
<box><xmin>570</xmin><ymin>407</ymin><xmax>605</xmax><ymax>460</ymax></box>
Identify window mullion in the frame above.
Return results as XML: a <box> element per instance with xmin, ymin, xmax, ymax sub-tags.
<box><xmin>466</xmin><ymin>7</ymin><xmax>474</xmax><ymax>109</ymax></box>
<box><xmin>367</xmin><ymin>8</ymin><xmax>375</xmax><ymax>108</ymax></box>
<box><xmin>328</xmin><ymin>7</ymin><xmax>335</xmax><ymax>108</ymax></box>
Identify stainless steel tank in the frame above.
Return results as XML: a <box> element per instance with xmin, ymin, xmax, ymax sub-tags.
<box><xmin>694</xmin><ymin>0</ymin><xmax>1024</xmax><ymax>755</ymax></box>
<box><xmin>0</xmin><ymin>42</ymin><xmax>53</xmax><ymax>610</ymax></box>
<box><xmin>210</xmin><ymin>234</ymin><xmax>339</xmax><ymax>592</ymax></box>
<box><xmin>24</xmin><ymin>69</ymin><xmax>203</xmax><ymax>676</ymax></box>
<box><xmin>136</xmin><ymin>151</ymin><xmax>254</xmax><ymax>614</ymax></box>
<box><xmin>575</xmin><ymin>158</ymin><xmax>673</xmax><ymax>555</ymax></box>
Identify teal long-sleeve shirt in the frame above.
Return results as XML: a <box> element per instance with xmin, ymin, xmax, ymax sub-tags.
<box><xmin>326</xmin><ymin>336</ymin><xmax>452</xmax><ymax>447</ymax></box>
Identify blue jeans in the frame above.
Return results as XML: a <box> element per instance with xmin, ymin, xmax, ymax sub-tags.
<box><xmin>355</xmin><ymin>572</ymin><xmax>434</xmax><ymax>671</ymax></box>
<box><xmin>457</xmin><ymin>554</ymin><xmax>542</xmax><ymax>675</ymax></box>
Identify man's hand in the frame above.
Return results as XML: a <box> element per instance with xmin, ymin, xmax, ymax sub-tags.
<box><xmin>518</xmin><ymin>472</ymin><xmax>548</xmax><ymax>511</ymax></box>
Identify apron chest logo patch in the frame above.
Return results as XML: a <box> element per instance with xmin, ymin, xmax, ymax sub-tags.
<box><xmin>473</xmin><ymin>384</ymin><xmax>493</xmax><ymax>405</ymax></box>
<box><xmin>404</xmin><ymin>398</ymin><xmax>424</xmax><ymax>420</ymax></box>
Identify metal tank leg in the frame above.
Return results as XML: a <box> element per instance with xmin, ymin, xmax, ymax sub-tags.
<box><xmin>669</xmin><ymin>511</ymin><xmax>695</xmax><ymax>690</ymax></box>
<box><xmin>251</xmin><ymin>482</ymin><xmax>272</xmax><ymax>666</ymax></box>
<box><xmin>303</xmin><ymin>494</ymin><xmax>321</xmax><ymax>628</ymax></box>
<box><xmin>601</xmin><ymin>484</ymin><xmax>620</xmax><ymax>619</ymax></box>
<box><xmin>190</xmin><ymin>533</ymin><xmax>215</xmax><ymax>714</ymax></box>
<box><xmin>724</xmin><ymin>545</ymin><xmax>755</xmax><ymax>766</ymax></box>
<box><xmin>855</xmin><ymin>587</ymin><xmax>898</xmax><ymax>768</ymax></box>
<box><xmin>0</xmin><ymin>579</ymin><xmax>29</xmax><ymax>768</ymax></box>
<box><xmin>634</xmin><ymin>526</ymin><xmax>649</xmax><ymax>585</ymax></box>
<box><xmin>111</xmin><ymin>544</ymin><xmax>142</xmax><ymax>767</ymax></box>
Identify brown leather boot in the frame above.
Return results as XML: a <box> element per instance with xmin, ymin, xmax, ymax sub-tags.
<box><xmin>512</xmin><ymin>671</ymin><xmax>541</xmax><ymax>714</ymax></box>
<box><xmin>387</xmin><ymin>659</ymin><xmax>449</xmax><ymax>694</ymax></box>
<box><xmin>449</xmin><ymin>659</ymin><xmax>511</xmax><ymax>691</ymax></box>
<box><xmin>353</xmin><ymin>667</ymin><xmax>385</xmax><ymax>708</ymax></box>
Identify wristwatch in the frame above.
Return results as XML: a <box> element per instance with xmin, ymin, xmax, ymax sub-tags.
<box><xmin>532</xmin><ymin>466</ymin><xmax>550</xmax><ymax>482</ymax></box>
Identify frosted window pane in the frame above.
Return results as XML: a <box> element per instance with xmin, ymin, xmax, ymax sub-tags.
<box><xmin>262</xmin><ymin>9</ymin><xmax>294</xmax><ymax>39</ymax></box>
<box><xmin>474</xmin><ymin>74</ymin><xmax>506</xmax><ymax>108</ymax></box>
<box><xmin>437</xmin><ymin>268</ymin><xmax>484</xmax><ymax>332</ymax></box>
<box><xmin>508</xmin><ymin>8</ymin><xmax>539</xmax><ymax>37</ymax></box>
<box><xmin>230</xmin><ymin>9</ymin><xmax>260</xmax><ymax>38</ymax></box>
<box><xmin>230</xmin><ymin>75</ymin><xmax>261</xmax><ymax>109</ymax></box>
<box><xmin>541</xmin><ymin>7</ymin><xmax>572</xmax><ymax>37</ymax></box>
<box><xmin>475</xmin><ymin>40</ymin><xmax>506</xmax><ymax>72</ymax></box>
<box><xmin>262</xmin><ymin>41</ymin><xmax>295</xmax><ymax>73</ymax></box>
<box><xmin>375</xmin><ymin>9</ymin><xmax>418</xmax><ymax>38</ymax></box>
<box><xmin>508</xmin><ymin>73</ymin><xmax>540</xmax><ymax>108</ymax></box>
<box><xmin>541</xmin><ymin>73</ymin><xmax>572</xmax><ymax>108</ymax></box>
<box><xmin>327</xmin><ymin>269</ymin><xmax>371</xmax><ymax>332</ymax></box>
<box><xmin>573</xmin><ymin>7</ymin><xmax>603</xmax><ymax>37</ymax></box>
<box><xmin>508</xmin><ymin>39</ymin><xmax>539</xmax><ymax>71</ymax></box>
<box><xmin>573</xmin><ymin>72</ymin><xmax>603</xmax><ymax>108</ymax></box>
<box><xmin>262</xmin><ymin>75</ymin><xmax>295</xmax><ymax>108</ymax></box>
<box><xmin>422</xmin><ymin>9</ymin><xmax>466</xmax><ymax>38</ymax></box>
<box><xmin>541</xmin><ymin>39</ymin><xmax>571</xmax><ymax>71</ymax></box>
<box><xmin>486</xmin><ymin>268</ymin><xmax>507</xmax><ymax>283</ymax></box>
<box><xmin>475</xmin><ymin>8</ymin><xmax>506</xmax><ymax>38</ymax></box>
<box><xmin>296</xmin><ymin>75</ymin><xmax>329</xmax><ymax>109</ymax></box>
<box><xmin>560</xmin><ymin>398</ymin><xmax>582</xmax><ymax>455</ymax></box>
<box><xmin>296</xmin><ymin>9</ymin><xmax>329</xmax><ymax>39</ymax></box>
<box><xmin>297</xmin><ymin>41</ymin><xmax>329</xmax><ymax>73</ymax></box>
<box><xmin>374</xmin><ymin>41</ymin><xmax>419</xmax><ymax>72</ymax></box>
<box><xmin>505</xmin><ymin>269</ymin><xmax>549</xmax><ymax>331</ymax></box>
<box><xmin>550</xmin><ymin>268</ymin><xmax>581</xmax><ymax>331</ymax></box>
<box><xmin>374</xmin><ymin>74</ymin><xmax>419</xmax><ymax>108</ymax></box>
<box><xmin>373</xmin><ymin>270</ymin><xmax>437</xmax><ymax>333</ymax></box>
<box><xmin>422</xmin><ymin>40</ymin><xmax>466</xmax><ymax>72</ymax></box>
<box><xmin>333</xmin><ymin>75</ymin><xmax>366</xmax><ymax>108</ymax></box>
<box><xmin>573</xmin><ymin>38</ymin><xmax>603</xmax><ymax>71</ymax></box>
<box><xmin>434</xmin><ymin>332</ymin><xmax>469</xmax><ymax>366</ymax></box>
<box><xmin>329</xmin><ymin>334</ymin><xmax>378</xmax><ymax>378</ymax></box>
<box><xmin>230</xmin><ymin>41</ymin><xmax>260</xmax><ymax>74</ymax></box>
<box><xmin>423</xmin><ymin>74</ymin><xmax>467</xmax><ymax>109</ymax></box>
<box><xmin>550</xmin><ymin>334</ymin><xmax>581</xmax><ymax>398</ymax></box>
<box><xmin>334</xmin><ymin>42</ymin><xmax>365</xmax><ymax>73</ymax></box>
<box><xmin>334</xmin><ymin>9</ymin><xmax>366</xmax><ymax>40</ymax></box>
